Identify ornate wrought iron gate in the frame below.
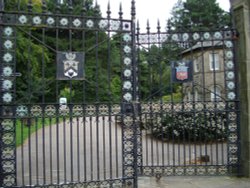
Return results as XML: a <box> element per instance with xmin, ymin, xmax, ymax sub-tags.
<box><xmin>0</xmin><ymin>0</ymin><xmax>240</xmax><ymax>187</ymax></box>
<box><xmin>136</xmin><ymin>22</ymin><xmax>240</xmax><ymax>177</ymax></box>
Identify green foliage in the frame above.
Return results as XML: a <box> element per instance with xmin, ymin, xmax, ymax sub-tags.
<box><xmin>167</xmin><ymin>0</ymin><xmax>230</xmax><ymax>31</ymax></box>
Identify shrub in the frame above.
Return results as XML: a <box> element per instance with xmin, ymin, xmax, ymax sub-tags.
<box><xmin>145</xmin><ymin>111</ymin><xmax>227</xmax><ymax>143</ymax></box>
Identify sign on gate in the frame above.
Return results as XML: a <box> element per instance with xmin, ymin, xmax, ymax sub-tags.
<box><xmin>171</xmin><ymin>61</ymin><xmax>193</xmax><ymax>83</ymax></box>
<box><xmin>57</xmin><ymin>52</ymin><xmax>85</xmax><ymax>80</ymax></box>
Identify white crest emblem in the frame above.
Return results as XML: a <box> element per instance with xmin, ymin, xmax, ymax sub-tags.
<box><xmin>63</xmin><ymin>53</ymin><xmax>79</xmax><ymax>78</ymax></box>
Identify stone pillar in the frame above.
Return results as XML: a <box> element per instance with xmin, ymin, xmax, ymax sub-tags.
<box><xmin>231</xmin><ymin>0</ymin><xmax>250</xmax><ymax>177</ymax></box>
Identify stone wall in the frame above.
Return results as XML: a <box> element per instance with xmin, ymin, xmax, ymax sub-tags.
<box><xmin>231</xmin><ymin>0</ymin><xmax>250</xmax><ymax>177</ymax></box>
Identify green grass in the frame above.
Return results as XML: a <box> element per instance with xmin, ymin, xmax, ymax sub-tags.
<box><xmin>16</xmin><ymin>118</ymin><xmax>57</xmax><ymax>147</ymax></box>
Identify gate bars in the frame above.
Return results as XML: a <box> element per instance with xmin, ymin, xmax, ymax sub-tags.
<box><xmin>0</xmin><ymin>0</ymin><xmax>139</xmax><ymax>187</ymax></box>
<box><xmin>135</xmin><ymin>20</ymin><xmax>240</xmax><ymax>177</ymax></box>
<box><xmin>0</xmin><ymin>0</ymin><xmax>241</xmax><ymax>187</ymax></box>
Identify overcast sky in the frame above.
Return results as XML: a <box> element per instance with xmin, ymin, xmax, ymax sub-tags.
<box><xmin>99</xmin><ymin>0</ymin><xmax>230</xmax><ymax>31</ymax></box>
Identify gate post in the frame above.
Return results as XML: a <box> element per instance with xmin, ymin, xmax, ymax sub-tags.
<box><xmin>0</xmin><ymin>1</ymin><xmax>3</xmax><ymax>185</ymax></box>
<box><xmin>231</xmin><ymin>0</ymin><xmax>250</xmax><ymax>177</ymax></box>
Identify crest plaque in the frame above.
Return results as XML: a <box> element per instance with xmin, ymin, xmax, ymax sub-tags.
<box><xmin>57</xmin><ymin>52</ymin><xmax>85</xmax><ymax>80</ymax></box>
<box><xmin>172</xmin><ymin>61</ymin><xmax>193</xmax><ymax>83</ymax></box>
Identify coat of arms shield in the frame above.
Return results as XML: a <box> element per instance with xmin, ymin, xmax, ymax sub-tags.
<box><xmin>57</xmin><ymin>52</ymin><xmax>84</xmax><ymax>80</ymax></box>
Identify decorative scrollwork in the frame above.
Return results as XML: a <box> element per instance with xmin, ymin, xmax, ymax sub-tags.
<box><xmin>45</xmin><ymin>105</ymin><xmax>56</xmax><ymax>117</ymax></box>
<box><xmin>2</xmin><ymin>133</ymin><xmax>14</xmax><ymax>145</ymax></box>
<box><xmin>30</xmin><ymin>105</ymin><xmax>42</xmax><ymax>117</ymax></box>
<box><xmin>72</xmin><ymin>105</ymin><xmax>83</xmax><ymax>117</ymax></box>
<box><xmin>2</xmin><ymin>147</ymin><xmax>14</xmax><ymax>159</ymax></box>
<box><xmin>2</xmin><ymin>119</ymin><xmax>14</xmax><ymax>131</ymax></box>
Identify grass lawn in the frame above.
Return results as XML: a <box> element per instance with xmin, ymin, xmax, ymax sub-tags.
<box><xmin>16</xmin><ymin>118</ymin><xmax>57</xmax><ymax>147</ymax></box>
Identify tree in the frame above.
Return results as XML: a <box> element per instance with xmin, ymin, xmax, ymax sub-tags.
<box><xmin>167</xmin><ymin>0</ymin><xmax>230</xmax><ymax>31</ymax></box>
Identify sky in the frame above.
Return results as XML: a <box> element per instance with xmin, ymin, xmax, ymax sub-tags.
<box><xmin>99</xmin><ymin>0</ymin><xmax>230</xmax><ymax>31</ymax></box>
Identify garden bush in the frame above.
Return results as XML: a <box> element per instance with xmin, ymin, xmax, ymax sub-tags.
<box><xmin>144</xmin><ymin>111</ymin><xmax>227</xmax><ymax>143</ymax></box>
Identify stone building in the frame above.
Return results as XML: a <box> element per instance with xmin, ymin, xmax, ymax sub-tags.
<box><xmin>182</xmin><ymin>41</ymin><xmax>227</xmax><ymax>102</ymax></box>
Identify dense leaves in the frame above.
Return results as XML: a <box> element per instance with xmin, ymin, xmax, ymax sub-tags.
<box><xmin>5</xmin><ymin>1</ymin><xmax>122</xmax><ymax>103</ymax></box>
<box><xmin>167</xmin><ymin>0</ymin><xmax>230</xmax><ymax>31</ymax></box>
<box><xmin>145</xmin><ymin>112</ymin><xmax>227</xmax><ymax>142</ymax></box>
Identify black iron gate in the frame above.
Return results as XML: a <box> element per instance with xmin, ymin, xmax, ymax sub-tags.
<box><xmin>136</xmin><ymin>22</ymin><xmax>240</xmax><ymax>177</ymax></box>
<box><xmin>0</xmin><ymin>0</ymin><xmax>240</xmax><ymax>187</ymax></box>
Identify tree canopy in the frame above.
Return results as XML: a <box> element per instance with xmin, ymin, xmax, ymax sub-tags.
<box><xmin>167</xmin><ymin>0</ymin><xmax>230</xmax><ymax>31</ymax></box>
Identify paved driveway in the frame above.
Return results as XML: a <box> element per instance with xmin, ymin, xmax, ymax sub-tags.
<box><xmin>16</xmin><ymin>116</ymin><xmax>227</xmax><ymax>186</ymax></box>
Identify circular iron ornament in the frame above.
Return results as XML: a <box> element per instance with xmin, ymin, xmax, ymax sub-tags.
<box><xmin>124</xmin><ymin>57</ymin><xmax>131</xmax><ymax>66</ymax></box>
<box><xmin>193</xmin><ymin>33</ymin><xmax>200</xmax><ymax>40</ymax></box>
<box><xmin>123</xmin><ymin>81</ymin><xmax>132</xmax><ymax>90</ymax></box>
<box><xmin>86</xmin><ymin>105</ymin><xmax>95</xmax><ymax>116</ymax></box>
<box><xmin>229</xmin><ymin>145</ymin><xmax>238</xmax><ymax>153</ymax></box>
<box><xmin>45</xmin><ymin>105</ymin><xmax>56</xmax><ymax>117</ymax></box>
<box><xmin>30</xmin><ymin>105</ymin><xmax>42</xmax><ymax>117</ymax></box>
<box><xmin>225</xmin><ymin>41</ymin><xmax>233</xmax><ymax>48</ymax></box>
<box><xmin>3</xmin><ymin>66</ymin><xmax>13</xmax><ymax>77</ymax></box>
<box><xmin>171</xmin><ymin>34</ymin><xmax>179</xmax><ymax>41</ymax></box>
<box><xmin>33</xmin><ymin>16</ymin><xmax>42</xmax><ymax>25</ymax></box>
<box><xmin>124</xmin><ymin>69</ymin><xmax>132</xmax><ymax>77</ymax></box>
<box><xmin>203</xmin><ymin>32</ymin><xmax>210</xmax><ymax>40</ymax></box>
<box><xmin>2</xmin><ymin>120</ymin><xmax>14</xmax><ymax>131</ymax></box>
<box><xmin>72</xmin><ymin>105</ymin><xmax>83</xmax><ymax>116</ymax></box>
<box><xmin>2</xmin><ymin>161</ymin><xmax>14</xmax><ymax>173</ymax></box>
<box><xmin>2</xmin><ymin>80</ymin><xmax>13</xmax><ymax>90</ymax></box>
<box><xmin>3</xmin><ymin>133</ymin><xmax>14</xmax><ymax>145</ymax></box>
<box><xmin>229</xmin><ymin>123</ymin><xmax>237</xmax><ymax>131</ymax></box>
<box><xmin>86</xmin><ymin>19</ymin><xmax>94</xmax><ymax>28</ymax></box>
<box><xmin>2</xmin><ymin>147</ymin><xmax>14</xmax><ymax>159</ymax></box>
<box><xmin>124</xmin><ymin>46</ymin><xmax>131</xmax><ymax>53</ymax></box>
<box><xmin>111</xmin><ymin>104</ymin><xmax>120</xmax><ymax>114</ymax></box>
<box><xmin>207</xmin><ymin>167</ymin><xmax>217</xmax><ymax>175</ymax></box>
<box><xmin>228</xmin><ymin>92</ymin><xmax>236</xmax><ymax>100</ymax></box>
<box><xmin>3</xmin><ymin>53</ymin><xmax>13</xmax><ymax>63</ymax></box>
<box><xmin>3</xmin><ymin>175</ymin><xmax>15</xmax><ymax>187</ymax></box>
<box><xmin>123</xmin><ymin>92</ymin><xmax>132</xmax><ymax>102</ymax></box>
<box><xmin>73</xmin><ymin>18</ymin><xmax>82</xmax><ymax>27</ymax></box>
<box><xmin>123</xmin><ymin>34</ymin><xmax>132</xmax><ymax>42</ymax></box>
<box><xmin>98</xmin><ymin>105</ymin><xmax>108</xmax><ymax>115</ymax></box>
<box><xmin>227</xmin><ymin>71</ymin><xmax>235</xmax><ymax>80</ymax></box>
<box><xmin>47</xmin><ymin>17</ymin><xmax>55</xmax><ymax>25</ymax></box>
<box><xmin>226</xmin><ymin>61</ymin><xmax>234</xmax><ymax>69</ymax></box>
<box><xmin>226</xmin><ymin>51</ymin><xmax>234</xmax><ymax>59</ymax></box>
<box><xmin>60</xmin><ymin>18</ymin><xmax>68</xmax><ymax>26</ymax></box>
<box><xmin>125</xmin><ymin>141</ymin><xmax>133</xmax><ymax>152</ymax></box>
<box><xmin>2</xmin><ymin>93</ymin><xmax>12</xmax><ymax>103</ymax></box>
<box><xmin>110</xmin><ymin>20</ymin><xmax>120</xmax><ymax>30</ymax></box>
<box><xmin>182</xmin><ymin>33</ymin><xmax>189</xmax><ymax>41</ymax></box>
<box><xmin>229</xmin><ymin>112</ymin><xmax>237</xmax><ymax>121</ymax></box>
<box><xmin>4</xmin><ymin>40</ymin><xmax>13</xmax><ymax>49</ymax></box>
<box><xmin>214</xmin><ymin>31</ymin><xmax>222</xmax><ymax>39</ymax></box>
<box><xmin>123</xmin><ymin>116</ymin><xmax>133</xmax><ymax>126</ymax></box>
<box><xmin>4</xmin><ymin>27</ymin><xmax>13</xmax><ymax>36</ymax></box>
<box><xmin>59</xmin><ymin>105</ymin><xmax>70</xmax><ymax>116</ymax></box>
<box><xmin>229</xmin><ymin>133</ymin><xmax>238</xmax><ymax>143</ymax></box>
<box><xmin>19</xmin><ymin>15</ymin><xmax>28</xmax><ymax>24</ymax></box>
<box><xmin>16</xmin><ymin>105</ymin><xmax>28</xmax><ymax>117</ymax></box>
<box><xmin>227</xmin><ymin>82</ymin><xmax>235</xmax><ymax>90</ymax></box>
<box><xmin>99</xmin><ymin>20</ymin><xmax>108</xmax><ymax>29</ymax></box>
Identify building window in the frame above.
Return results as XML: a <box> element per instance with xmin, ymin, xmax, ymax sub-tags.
<box><xmin>187</xmin><ymin>89</ymin><xmax>192</xmax><ymax>101</ymax></box>
<box><xmin>194</xmin><ymin>59</ymin><xmax>199</xmax><ymax>72</ymax></box>
<box><xmin>209</xmin><ymin>53</ymin><xmax>219</xmax><ymax>70</ymax></box>
<box><xmin>194</xmin><ymin>89</ymin><xmax>199</xmax><ymax>101</ymax></box>
<box><xmin>211</xmin><ymin>86</ymin><xmax>221</xmax><ymax>101</ymax></box>
<box><xmin>58</xmin><ymin>0</ymin><xmax>64</xmax><ymax>4</ymax></box>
